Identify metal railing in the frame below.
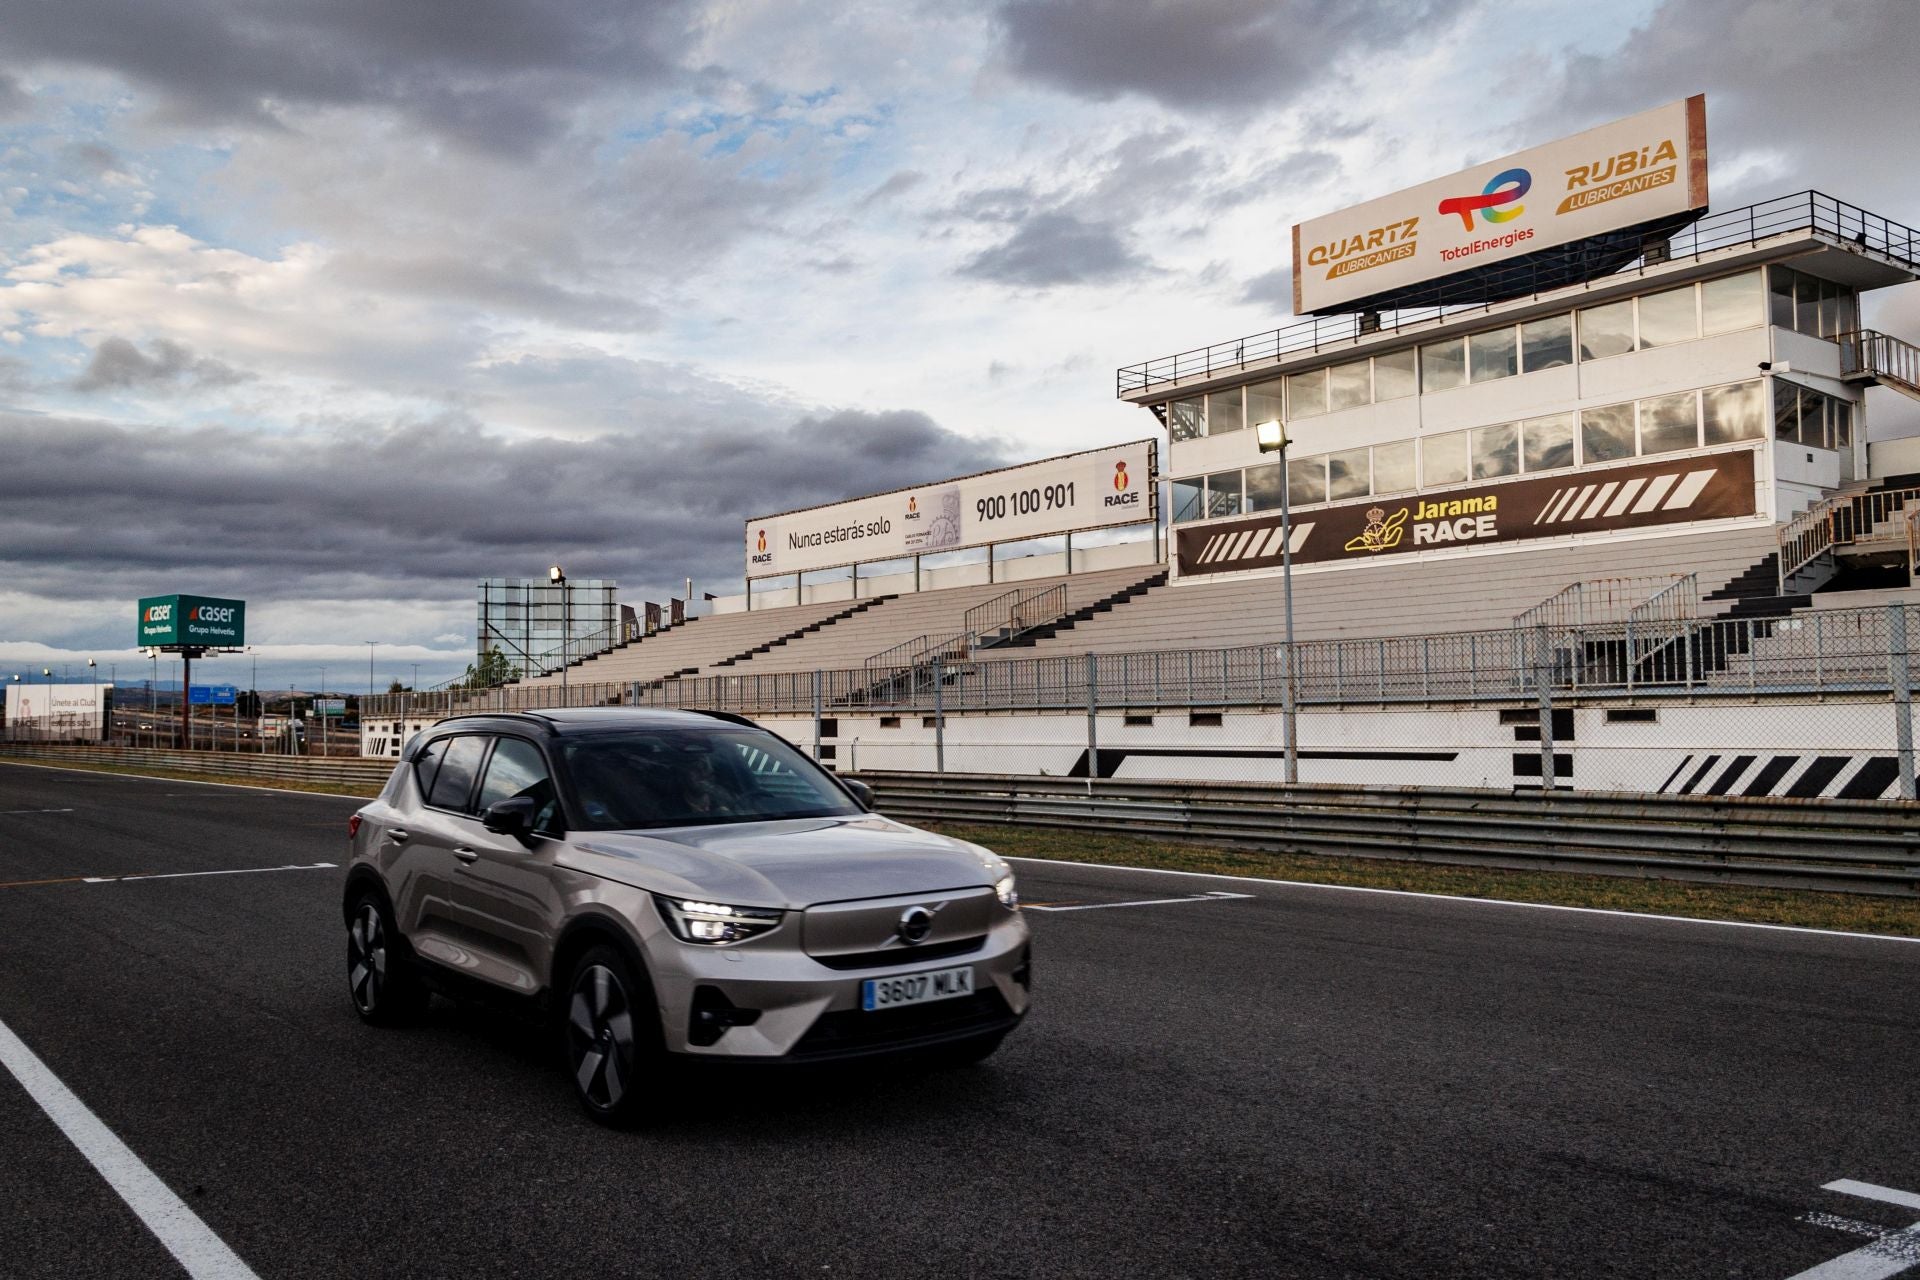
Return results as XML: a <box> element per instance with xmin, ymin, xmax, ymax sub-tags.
<box><xmin>361</xmin><ymin>599</ymin><xmax>1919</xmax><ymax>722</ymax></box>
<box><xmin>864</xmin><ymin>631</ymin><xmax>972</xmax><ymax>675</ymax></box>
<box><xmin>964</xmin><ymin>584</ymin><xmax>1068</xmax><ymax>644</ymax></box>
<box><xmin>1117</xmin><ymin>191</ymin><xmax>1920</xmax><ymax>396</ymax></box>
<box><xmin>1512</xmin><ymin>575</ymin><xmax>1695</xmax><ymax>631</ymax></box>
<box><xmin>1837</xmin><ymin>329</ymin><xmax>1920</xmax><ymax>394</ymax></box>
<box><xmin>1779</xmin><ymin>483</ymin><xmax>1920</xmax><ymax>586</ymax></box>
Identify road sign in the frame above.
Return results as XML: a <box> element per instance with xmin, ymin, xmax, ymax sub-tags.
<box><xmin>188</xmin><ymin>685</ymin><xmax>212</xmax><ymax>705</ymax></box>
<box><xmin>314</xmin><ymin>698</ymin><xmax>346</xmax><ymax>717</ymax></box>
<box><xmin>211</xmin><ymin>685</ymin><xmax>238</xmax><ymax>706</ymax></box>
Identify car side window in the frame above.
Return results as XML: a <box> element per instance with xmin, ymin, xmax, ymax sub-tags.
<box><xmin>426</xmin><ymin>735</ymin><xmax>488</xmax><ymax>813</ymax></box>
<box><xmin>412</xmin><ymin>737</ymin><xmax>449</xmax><ymax>798</ymax></box>
<box><xmin>476</xmin><ymin>737</ymin><xmax>559</xmax><ymax>832</ymax></box>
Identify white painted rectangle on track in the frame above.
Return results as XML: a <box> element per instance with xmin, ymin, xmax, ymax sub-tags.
<box><xmin>0</xmin><ymin>1015</ymin><xmax>262</xmax><ymax>1280</ymax></box>
<box><xmin>1026</xmin><ymin>890</ymin><xmax>1253</xmax><ymax>913</ymax></box>
<box><xmin>81</xmin><ymin>862</ymin><xmax>336</xmax><ymax>885</ymax></box>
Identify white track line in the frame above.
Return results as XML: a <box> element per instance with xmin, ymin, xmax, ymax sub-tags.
<box><xmin>0</xmin><ymin>1015</ymin><xmax>262</xmax><ymax>1280</ymax></box>
<box><xmin>1828</xmin><ymin>1181</ymin><xmax>1920</xmax><ymax>1213</ymax></box>
<box><xmin>0</xmin><ymin>807</ymin><xmax>75</xmax><ymax>814</ymax></box>
<box><xmin>1027</xmin><ymin>891</ymin><xmax>1253</xmax><ymax>913</ymax></box>
<box><xmin>82</xmin><ymin>862</ymin><xmax>336</xmax><ymax>885</ymax></box>
<box><xmin>1786</xmin><ymin>1180</ymin><xmax>1920</xmax><ymax>1279</ymax></box>
<box><xmin>1005</xmin><ymin>856</ymin><xmax>1920</xmax><ymax>946</ymax></box>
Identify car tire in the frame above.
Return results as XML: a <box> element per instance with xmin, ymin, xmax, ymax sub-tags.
<box><xmin>563</xmin><ymin>945</ymin><xmax>662</xmax><ymax>1127</ymax></box>
<box><xmin>346</xmin><ymin>891</ymin><xmax>428</xmax><ymax>1026</ymax></box>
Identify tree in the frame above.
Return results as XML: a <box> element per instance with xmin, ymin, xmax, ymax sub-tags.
<box><xmin>387</xmin><ymin>679</ymin><xmax>408</xmax><ymax>694</ymax></box>
<box><xmin>462</xmin><ymin>646</ymin><xmax>515</xmax><ymax>690</ymax></box>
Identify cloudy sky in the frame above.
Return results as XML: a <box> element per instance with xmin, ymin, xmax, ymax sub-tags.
<box><xmin>2</xmin><ymin>0</ymin><xmax>1916</xmax><ymax>691</ymax></box>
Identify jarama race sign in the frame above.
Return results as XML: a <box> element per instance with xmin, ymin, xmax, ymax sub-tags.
<box><xmin>137</xmin><ymin>594</ymin><xmax>247</xmax><ymax>648</ymax></box>
<box><xmin>1291</xmin><ymin>96</ymin><xmax>1708</xmax><ymax>313</ymax></box>
<box><xmin>1177</xmin><ymin>448</ymin><xmax>1757</xmax><ymax>577</ymax></box>
<box><xmin>746</xmin><ymin>441</ymin><xmax>1157</xmax><ymax>579</ymax></box>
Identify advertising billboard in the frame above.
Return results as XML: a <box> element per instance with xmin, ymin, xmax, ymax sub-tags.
<box><xmin>137</xmin><ymin>594</ymin><xmax>247</xmax><ymax>648</ymax></box>
<box><xmin>1176</xmin><ymin>448</ymin><xmax>1756</xmax><ymax>577</ymax></box>
<box><xmin>746</xmin><ymin>440</ymin><xmax>1157</xmax><ymax>579</ymax></box>
<box><xmin>5</xmin><ymin>684</ymin><xmax>112</xmax><ymax>734</ymax></box>
<box><xmin>1291</xmin><ymin>96</ymin><xmax>1707</xmax><ymax>314</ymax></box>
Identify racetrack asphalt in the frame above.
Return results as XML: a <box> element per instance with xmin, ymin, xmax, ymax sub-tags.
<box><xmin>0</xmin><ymin>760</ymin><xmax>1916</xmax><ymax>1279</ymax></box>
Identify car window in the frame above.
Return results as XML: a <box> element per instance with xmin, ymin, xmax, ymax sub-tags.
<box><xmin>412</xmin><ymin>737</ymin><xmax>449</xmax><ymax>798</ymax></box>
<box><xmin>561</xmin><ymin>727</ymin><xmax>861</xmax><ymax>830</ymax></box>
<box><xmin>426</xmin><ymin>735</ymin><xmax>488</xmax><ymax>812</ymax></box>
<box><xmin>476</xmin><ymin>737</ymin><xmax>559</xmax><ymax>832</ymax></box>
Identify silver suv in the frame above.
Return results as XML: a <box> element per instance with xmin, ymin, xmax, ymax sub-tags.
<box><xmin>341</xmin><ymin>708</ymin><xmax>1030</xmax><ymax>1124</ymax></box>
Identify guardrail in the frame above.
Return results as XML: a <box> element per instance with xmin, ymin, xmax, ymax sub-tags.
<box><xmin>1838</xmin><ymin>328</ymin><xmax>1920</xmax><ymax>396</ymax></box>
<box><xmin>1117</xmin><ymin>191</ymin><xmax>1920</xmax><ymax>396</ymax></box>
<box><xmin>857</xmin><ymin>771</ymin><xmax>1920</xmax><ymax>897</ymax></box>
<box><xmin>0</xmin><ymin>744</ymin><xmax>392</xmax><ymax>789</ymax></box>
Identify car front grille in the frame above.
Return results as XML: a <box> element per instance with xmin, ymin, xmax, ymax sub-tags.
<box><xmin>788</xmin><ymin>988</ymin><xmax>1016</xmax><ymax>1060</ymax></box>
<box><xmin>810</xmin><ymin>935</ymin><xmax>986</xmax><ymax>971</ymax></box>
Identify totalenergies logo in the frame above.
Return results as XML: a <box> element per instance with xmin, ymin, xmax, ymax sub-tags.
<box><xmin>1438</xmin><ymin>167</ymin><xmax>1530</xmax><ymax>231</ymax></box>
<box><xmin>1113</xmin><ymin>461</ymin><xmax>1129</xmax><ymax>492</ymax></box>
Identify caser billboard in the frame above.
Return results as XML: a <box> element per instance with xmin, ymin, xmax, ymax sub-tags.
<box><xmin>1291</xmin><ymin>96</ymin><xmax>1707</xmax><ymax>314</ymax></box>
<box><xmin>137</xmin><ymin>594</ymin><xmax>247</xmax><ymax>648</ymax></box>
<box><xmin>746</xmin><ymin>441</ymin><xmax>1157</xmax><ymax>579</ymax></box>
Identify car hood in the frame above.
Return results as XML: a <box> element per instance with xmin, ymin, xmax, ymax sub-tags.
<box><xmin>556</xmin><ymin>814</ymin><xmax>1004</xmax><ymax>908</ymax></box>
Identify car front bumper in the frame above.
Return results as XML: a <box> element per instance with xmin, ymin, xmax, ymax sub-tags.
<box><xmin>647</xmin><ymin>912</ymin><xmax>1031</xmax><ymax>1059</ymax></box>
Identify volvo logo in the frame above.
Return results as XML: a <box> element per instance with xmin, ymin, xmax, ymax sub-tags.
<box><xmin>897</xmin><ymin>904</ymin><xmax>937</xmax><ymax>945</ymax></box>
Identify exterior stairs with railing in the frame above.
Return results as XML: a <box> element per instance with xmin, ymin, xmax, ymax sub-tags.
<box><xmin>1838</xmin><ymin>329</ymin><xmax>1920</xmax><ymax>403</ymax></box>
<box><xmin>991</xmin><ymin>570</ymin><xmax>1168</xmax><ymax>649</ymax></box>
<box><xmin>1778</xmin><ymin>473</ymin><xmax>1920</xmax><ymax>594</ymax></box>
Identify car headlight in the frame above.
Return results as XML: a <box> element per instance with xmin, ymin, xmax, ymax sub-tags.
<box><xmin>654</xmin><ymin>896</ymin><xmax>783</xmax><ymax>945</ymax></box>
<box><xmin>995</xmin><ymin>874</ymin><xmax>1019</xmax><ymax>911</ymax></box>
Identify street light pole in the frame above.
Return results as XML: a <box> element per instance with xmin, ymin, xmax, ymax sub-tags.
<box><xmin>550</xmin><ymin>565</ymin><xmax>569</xmax><ymax>703</ymax></box>
<box><xmin>1256</xmin><ymin>420</ymin><xmax>1300</xmax><ymax>785</ymax></box>
<box><xmin>367</xmin><ymin>641</ymin><xmax>377</xmax><ymax>697</ymax></box>
<box><xmin>87</xmin><ymin>658</ymin><xmax>98</xmax><ymax>743</ymax></box>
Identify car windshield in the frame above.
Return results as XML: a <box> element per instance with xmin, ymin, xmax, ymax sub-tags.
<box><xmin>561</xmin><ymin>727</ymin><xmax>862</xmax><ymax>830</ymax></box>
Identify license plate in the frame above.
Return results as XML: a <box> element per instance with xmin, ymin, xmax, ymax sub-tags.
<box><xmin>862</xmin><ymin>965</ymin><xmax>974</xmax><ymax>1011</ymax></box>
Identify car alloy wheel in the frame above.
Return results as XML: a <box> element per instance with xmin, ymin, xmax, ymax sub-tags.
<box><xmin>348</xmin><ymin>901</ymin><xmax>388</xmax><ymax>1015</ymax></box>
<box><xmin>567</xmin><ymin>960</ymin><xmax>639</xmax><ymax>1117</ymax></box>
<box><xmin>345</xmin><ymin>890</ymin><xmax>426</xmax><ymax>1026</ymax></box>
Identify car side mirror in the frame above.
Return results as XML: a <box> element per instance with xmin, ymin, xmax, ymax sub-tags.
<box><xmin>844</xmin><ymin>778</ymin><xmax>874</xmax><ymax>810</ymax></box>
<box><xmin>481</xmin><ymin>796</ymin><xmax>539</xmax><ymax>845</ymax></box>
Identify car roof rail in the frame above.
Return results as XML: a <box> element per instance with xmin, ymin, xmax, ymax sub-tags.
<box><xmin>689</xmin><ymin>708</ymin><xmax>760</xmax><ymax>729</ymax></box>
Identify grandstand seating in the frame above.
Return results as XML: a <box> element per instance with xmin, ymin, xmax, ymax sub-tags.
<box><xmin>697</xmin><ymin>565</ymin><xmax>1161</xmax><ymax>676</ymax></box>
<box><xmin>999</xmin><ymin>525</ymin><xmax>1780</xmax><ymax>658</ymax></box>
<box><xmin>508</xmin><ymin>523</ymin><xmax>1783</xmax><ymax>696</ymax></box>
<box><xmin>510</xmin><ymin>595</ymin><xmax>890</xmax><ymax>691</ymax></box>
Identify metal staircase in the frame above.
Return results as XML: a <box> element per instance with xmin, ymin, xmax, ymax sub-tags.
<box><xmin>1837</xmin><ymin>329</ymin><xmax>1920</xmax><ymax>403</ymax></box>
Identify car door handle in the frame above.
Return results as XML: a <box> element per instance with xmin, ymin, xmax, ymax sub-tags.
<box><xmin>387</xmin><ymin>830</ymin><xmax>410</xmax><ymax>844</ymax></box>
<box><xmin>453</xmin><ymin>847</ymin><xmax>479</xmax><ymax>864</ymax></box>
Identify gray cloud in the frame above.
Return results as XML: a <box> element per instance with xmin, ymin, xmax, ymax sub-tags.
<box><xmin>73</xmin><ymin>337</ymin><xmax>253</xmax><ymax>393</ymax></box>
<box><xmin>328</xmin><ymin>253</ymin><xmax>663</xmax><ymax>332</ymax></box>
<box><xmin>0</xmin><ymin>73</ymin><xmax>26</xmax><ymax>119</ymax></box>
<box><xmin>0</xmin><ymin>0</ymin><xmax>697</xmax><ymax>153</ymax></box>
<box><xmin>1537</xmin><ymin>0</ymin><xmax>1920</xmax><ymax>208</ymax></box>
<box><xmin>959</xmin><ymin>211</ymin><xmax>1146</xmax><ymax>288</ymax></box>
<box><xmin>991</xmin><ymin>0</ymin><xmax>1473</xmax><ymax>112</ymax></box>
<box><xmin>1238</xmin><ymin>266</ymin><xmax>1293</xmax><ymax>311</ymax></box>
<box><xmin>0</xmin><ymin>407</ymin><xmax>1011</xmax><ymax>645</ymax></box>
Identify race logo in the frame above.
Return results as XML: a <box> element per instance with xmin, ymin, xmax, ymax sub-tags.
<box><xmin>1113</xmin><ymin>461</ymin><xmax>1129</xmax><ymax>492</ymax></box>
<box><xmin>904</xmin><ymin>494</ymin><xmax>921</xmax><ymax>522</ymax></box>
<box><xmin>1438</xmin><ymin>167</ymin><xmax>1530</xmax><ymax>231</ymax></box>
<box><xmin>756</xmin><ymin>529</ymin><xmax>766</xmax><ymax>553</ymax></box>
<box><xmin>1344</xmin><ymin>507</ymin><xmax>1408</xmax><ymax>554</ymax></box>
<box><xmin>1104</xmin><ymin>459</ymin><xmax>1142</xmax><ymax>508</ymax></box>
